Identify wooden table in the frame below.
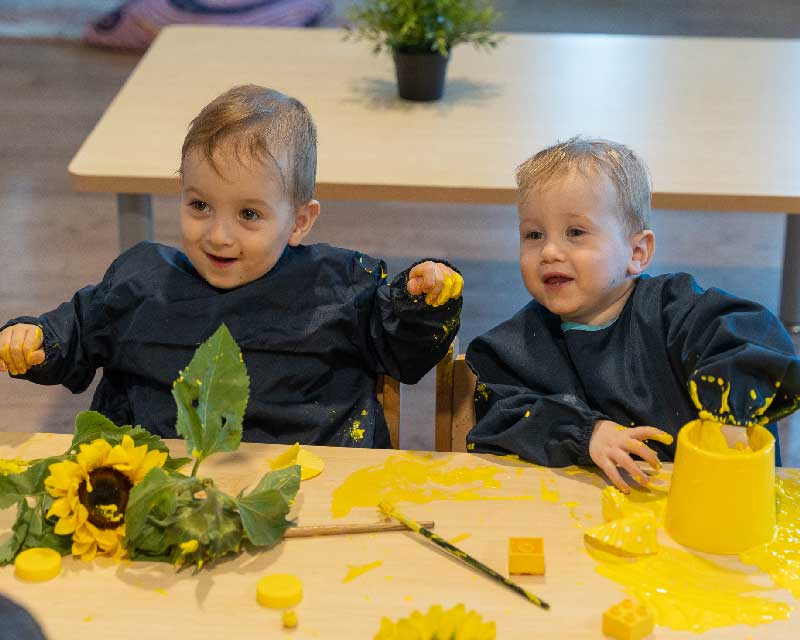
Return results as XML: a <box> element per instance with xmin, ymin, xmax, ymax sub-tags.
<box><xmin>67</xmin><ymin>26</ymin><xmax>800</xmax><ymax>328</ymax></box>
<box><xmin>1</xmin><ymin>432</ymin><xmax>797</xmax><ymax>638</ymax></box>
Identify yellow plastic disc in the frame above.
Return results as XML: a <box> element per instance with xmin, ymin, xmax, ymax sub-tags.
<box><xmin>14</xmin><ymin>547</ymin><xmax>62</xmax><ymax>582</ymax></box>
<box><xmin>256</xmin><ymin>573</ymin><xmax>303</xmax><ymax>609</ymax></box>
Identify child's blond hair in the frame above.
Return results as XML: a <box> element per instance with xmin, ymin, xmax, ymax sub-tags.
<box><xmin>516</xmin><ymin>137</ymin><xmax>651</xmax><ymax>234</ymax></box>
<box><xmin>180</xmin><ymin>84</ymin><xmax>317</xmax><ymax>210</ymax></box>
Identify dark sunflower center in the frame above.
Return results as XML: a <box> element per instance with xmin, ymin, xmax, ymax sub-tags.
<box><xmin>78</xmin><ymin>467</ymin><xmax>132</xmax><ymax>529</ymax></box>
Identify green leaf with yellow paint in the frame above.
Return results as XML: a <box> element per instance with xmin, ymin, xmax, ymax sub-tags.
<box><xmin>172</xmin><ymin>324</ymin><xmax>249</xmax><ymax>465</ymax></box>
<box><xmin>237</xmin><ymin>465</ymin><xmax>300</xmax><ymax>546</ymax></box>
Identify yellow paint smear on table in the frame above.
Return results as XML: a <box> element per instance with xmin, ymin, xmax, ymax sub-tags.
<box><xmin>342</xmin><ymin>560</ymin><xmax>383</xmax><ymax>583</ymax></box>
<box><xmin>741</xmin><ymin>472</ymin><xmax>800</xmax><ymax>598</ymax></box>
<box><xmin>540</xmin><ymin>478</ymin><xmax>560</xmax><ymax>503</ymax></box>
<box><xmin>331</xmin><ymin>452</ymin><xmax>531</xmax><ymax>518</ymax></box>
<box><xmin>450</xmin><ymin>533</ymin><xmax>472</xmax><ymax>544</ymax></box>
<box><xmin>270</xmin><ymin>443</ymin><xmax>325</xmax><ymax>480</ymax></box>
<box><xmin>589</xmin><ymin>542</ymin><xmax>791</xmax><ymax>632</ymax></box>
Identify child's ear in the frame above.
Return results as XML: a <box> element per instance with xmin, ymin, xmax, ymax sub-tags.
<box><xmin>627</xmin><ymin>229</ymin><xmax>655</xmax><ymax>276</ymax></box>
<box><xmin>287</xmin><ymin>199</ymin><xmax>320</xmax><ymax>246</ymax></box>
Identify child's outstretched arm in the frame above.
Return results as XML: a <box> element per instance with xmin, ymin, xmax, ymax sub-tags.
<box><xmin>354</xmin><ymin>255</ymin><xmax>463</xmax><ymax>384</ymax></box>
<box><xmin>0</xmin><ymin>324</ymin><xmax>45</xmax><ymax>375</ymax></box>
<box><xmin>664</xmin><ymin>274</ymin><xmax>800</xmax><ymax>426</ymax></box>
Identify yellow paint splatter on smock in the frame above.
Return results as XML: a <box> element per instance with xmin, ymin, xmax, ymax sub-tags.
<box><xmin>349</xmin><ymin>420</ymin><xmax>365</xmax><ymax>441</ymax></box>
<box><xmin>741</xmin><ymin>472</ymin><xmax>800</xmax><ymax>598</ymax></box>
<box><xmin>342</xmin><ymin>560</ymin><xmax>383</xmax><ymax>583</ymax></box>
<box><xmin>588</xmin><ymin>542</ymin><xmax>791</xmax><ymax>632</ymax></box>
<box><xmin>331</xmin><ymin>452</ymin><xmax>530</xmax><ymax>518</ymax></box>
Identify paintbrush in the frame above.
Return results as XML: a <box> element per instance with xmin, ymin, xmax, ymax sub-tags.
<box><xmin>379</xmin><ymin>500</ymin><xmax>550</xmax><ymax>611</ymax></box>
<box><xmin>285</xmin><ymin>520</ymin><xmax>434</xmax><ymax>538</ymax></box>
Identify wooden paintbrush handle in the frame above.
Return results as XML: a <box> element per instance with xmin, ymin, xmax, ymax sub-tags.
<box><xmin>285</xmin><ymin>520</ymin><xmax>435</xmax><ymax>538</ymax></box>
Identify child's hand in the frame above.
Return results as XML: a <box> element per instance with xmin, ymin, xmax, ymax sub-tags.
<box><xmin>0</xmin><ymin>324</ymin><xmax>45</xmax><ymax>376</ymax></box>
<box><xmin>589</xmin><ymin>419</ymin><xmax>673</xmax><ymax>493</ymax></box>
<box><xmin>407</xmin><ymin>261</ymin><xmax>464</xmax><ymax>307</ymax></box>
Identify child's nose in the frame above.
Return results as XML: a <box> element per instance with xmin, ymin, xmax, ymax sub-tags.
<box><xmin>540</xmin><ymin>238</ymin><xmax>564</xmax><ymax>261</ymax></box>
<box><xmin>206</xmin><ymin>215</ymin><xmax>235</xmax><ymax>246</ymax></box>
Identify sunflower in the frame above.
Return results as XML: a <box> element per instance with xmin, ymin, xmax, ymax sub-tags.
<box><xmin>374</xmin><ymin>604</ymin><xmax>496</xmax><ymax>640</ymax></box>
<box><xmin>44</xmin><ymin>435</ymin><xmax>167</xmax><ymax>561</ymax></box>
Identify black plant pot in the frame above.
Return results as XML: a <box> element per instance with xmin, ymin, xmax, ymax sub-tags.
<box><xmin>393</xmin><ymin>49</ymin><xmax>450</xmax><ymax>101</ymax></box>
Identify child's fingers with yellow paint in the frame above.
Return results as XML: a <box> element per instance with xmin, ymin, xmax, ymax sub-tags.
<box><xmin>23</xmin><ymin>326</ymin><xmax>45</xmax><ymax>367</ymax></box>
<box><xmin>406</xmin><ymin>261</ymin><xmax>438</xmax><ymax>297</ymax></box>
<box><xmin>611</xmin><ymin>449</ymin><xmax>651</xmax><ymax>491</ymax></box>
<box><xmin>596</xmin><ymin>455</ymin><xmax>632</xmax><ymax>494</ymax></box>
<box><xmin>635</xmin><ymin>426</ymin><xmax>674</xmax><ymax>447</ymax></box>
<box><xmin>626</xmin><ymin>430</ymin><xmax>663</xmax><ymax>470</ymax></box>
<box><xmin>0</xmin><ymin>324</ymin><xmax>43</xmax><ymax>376</ymax></box>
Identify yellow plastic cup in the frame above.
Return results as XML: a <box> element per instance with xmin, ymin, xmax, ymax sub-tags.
<box><xmin>665</xmin><ymin>419</ymin><xmax>776</xmax><ymax>554</ymax></box>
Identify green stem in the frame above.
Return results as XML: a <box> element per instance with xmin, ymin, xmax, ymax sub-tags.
<box><xmin>191</xmin><ymin>458</ymin><xmax>201</xmax><ymax>477</ymax></box>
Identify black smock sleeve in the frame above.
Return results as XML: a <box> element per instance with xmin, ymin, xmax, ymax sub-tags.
<box><xmin>354</xmin><ymin>256</ymin><xmax>462</xmax><ymax>384</ymax></box>
<box><xmin>2</xmin><ymin>261</ymin><xmax>116</xmax><ymax>394</ymax></box>
<box><xmin>465</xmin><ymin>305</ymin><xmax>603</xmax><ymax>467</ymax></box>
<box><xmin>664</xmin><ymin>274</ymin><xmax>800</xmax><ymax>426</ymax></box>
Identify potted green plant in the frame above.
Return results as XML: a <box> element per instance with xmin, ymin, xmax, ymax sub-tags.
<box><xmin>346</xmin><ymin>0</ymin><xmax>501</xmax><ymax>101</ymax></box>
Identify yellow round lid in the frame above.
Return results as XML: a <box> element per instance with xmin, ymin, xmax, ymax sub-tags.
<box><xmin>15</xmin><ymin>547</ymin><xmax>62</xmax><ymax>582</ymax></box>
<box><xmin>256</xmin><ymin>573</ymin><xmax>303</xmax><ymax>608</ymax></box>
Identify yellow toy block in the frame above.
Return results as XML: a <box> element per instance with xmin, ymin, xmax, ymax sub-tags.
<box><xmin>602</xmin><ymin>598</ymin><xmax>654</xmax><ymax>640</ymax></box>
<box><xmin>508</xmin><ymin>537</ymin><xmax>545</xmax><ymax>575</ymax></box>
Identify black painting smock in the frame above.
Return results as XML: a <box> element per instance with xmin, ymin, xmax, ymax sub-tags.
<box><xmin>466</xmin><ymin>273</ymin><xmax>799</xmax><ymax>466</ymax></box>
<box><xmin>7</xmin><ymin>242</ymin><xmax>461</xmax><ymax>447</ymax></box>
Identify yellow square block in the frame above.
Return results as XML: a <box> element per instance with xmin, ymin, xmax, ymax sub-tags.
<box><xmin>508</xmin><ymin>537</ymin><xmax>545</xmax><ymax>575</ymax></box>
<box><xmin>602</xmin><ymin>598</ymin><xmax>654</xmax><ymax>640</ymax></box>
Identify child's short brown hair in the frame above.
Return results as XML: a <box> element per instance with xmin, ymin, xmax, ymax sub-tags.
<box><xmin>516</xmin><ymin>137</ymin><xmax>651</xmax><ymax>234</ymax></box>
<box><xmin>181</xmin><ymin>84</ymin><xmax>317</xmax><ymax>210</ymax></box>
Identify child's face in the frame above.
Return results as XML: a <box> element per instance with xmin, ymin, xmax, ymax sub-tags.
<box><xmin>180</xmin><ymin>145</ymin><xmax>317</xmax><ymax>289</ymax></box>
<box><xmin>518</xmin><ymin>169</ymin><xmax>652</xmax><ymax>326</ymax></box>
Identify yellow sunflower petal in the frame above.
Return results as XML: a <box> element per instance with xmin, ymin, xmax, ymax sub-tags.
<box><xmin>44</xmin><ymin>460</ymin><xmax>84</xmax><ymax>497</ymax></box>
<box><xmin>93</xmin><ymin>525</ymin><xmax>124</xmax><ymax>551</ymax></box>
<box><xmin>72</xmin><ymin>523</ymin><xmax>95</xmax><ymax>545</ymax></box>
<box><xmin>76</xmin><ymin>439</ymin><xmax>112</xmax><ymax>473</ymax></box>
<box><xmin>46</xmin><ymin>497</ymin><xmax>74</xmax><ymax>519</ymax></box>
<box><xmin>53</xmin><ymin>510</ymin><xmax>78</xmax><ymax>535</ymax></box>
<box><xmin>135</xmin><ymin>449</ymin><xmax>167</xmax><ymax>483</ymax></box>
<box><xmin>72</xmin><ymin>538</ymin><xmax>94</xmax><ymax>557</ymax></box>
<box><xmin>78</xmin><ymin>541</ymin><xmax>98</xmax><ymax>562</ymax></box>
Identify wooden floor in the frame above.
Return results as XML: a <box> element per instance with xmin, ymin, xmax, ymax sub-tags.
<box><xmin>0</xmin><ymin>11</ymin><xmax>798</xmax><ymax>459</ymax></box>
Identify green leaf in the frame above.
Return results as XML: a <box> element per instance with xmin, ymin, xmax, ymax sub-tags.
<box><xmin>21</xmin><ymin>498</ymin><xmax>71</xmax><ymax>556</ymax></box>
<box><xmin>0</xmin><ymin>501</ymin><xmax>32</xmax><ymax>565</ymax></box>
<box><xmin>237</xmin><ymin>466</ymin><xmax>300</xmax><ymax>547</ymax></box>
<box><xmin>70</xmin><ymin>411</ymin><xmax>189</xmax><ymax>471</ymax></box>
<box><xmin>0</xmin><ymin>457</ymin><xmax>64</xmax><ymax>509</ymax></box>
<box><xmin>124</xmin><ymin>467</ymin><xmax>180</xmax><ymax>547</ymax></box>
<box><xmin>71</xmin><ymin>411</ymin><xmax>170</xmax><ymax>455</ymax></box>
<box><xmin>172</xmin><ymin>324</ymin><xmax>249</xmax><ymax>463</ymax></box>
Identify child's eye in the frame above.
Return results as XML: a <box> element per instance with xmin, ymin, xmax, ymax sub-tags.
<box><xmin>190</xmin><ymin>200</ymin><xmax>210</xmax><ymax>213</ymax></box>
<box><xmin>566</xmin><ymin>227</ymin><xmax>586</xmax><ymax>237</ymax></box>
<box><xmin>240</xmin><ymin>208</ymin><xmax>262</xmax><ymax>222</ymax></box>
<box><xmin>524</xmin><ymin>230</ymin><xmax>543</xmax><ymax>240</ymax></box>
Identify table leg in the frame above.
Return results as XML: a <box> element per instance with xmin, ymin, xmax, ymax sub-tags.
<box><xmin>780</xmin><ymin>214</ymin><xmax>800</xmax><ymax>334</ymax></box>
<box><xmin>117</xmin><ymin>193</ymin><xmax>154</xmax><ymax>252</ymax></box>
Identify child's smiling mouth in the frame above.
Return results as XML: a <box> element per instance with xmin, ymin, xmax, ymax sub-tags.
<box><xmin>543</xmin><ymin>273</ymin><xmax>573</xmax><ymax>287</ymax></box>
<box><xmin>206</xmin><ymin>253</ymin><xmax>238</xmax><ymax>268</ymax></box>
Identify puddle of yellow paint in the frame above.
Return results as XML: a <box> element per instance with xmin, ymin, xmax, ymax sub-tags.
<box><xmin>330</xmin><ymin>453</ymin><xmax>532</xmax><ymax>518</ymax></box>
<box><xmin>588</xmin><ymin>541</ymin><xmax>791</xmax><ymax>632</ymax></box>
<box><xmin>342</xmin><ymin>560</ymin><xmax>383</xmax><ymax>583</ymax></box>
<box><xmin>540</xmin><ymin>478</ymin><xmax>560</xmax><ymax>503</ymax></box>
<box><xmin>741</xmin><ymin>473</ymin><xmax>800</xmax><ymax>598</ymax></box>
